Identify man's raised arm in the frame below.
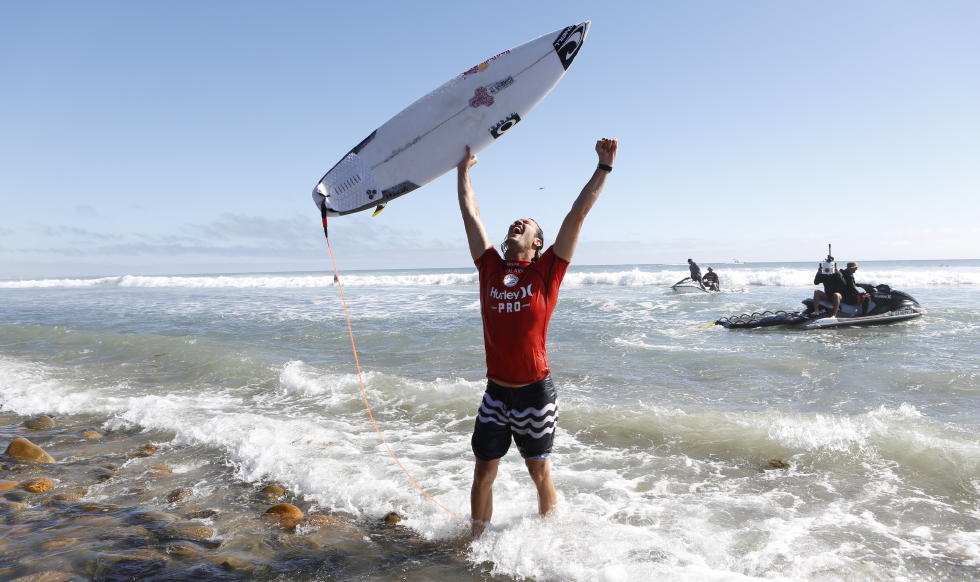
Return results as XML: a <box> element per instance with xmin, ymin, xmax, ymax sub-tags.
<box><xmin>553</xmin><ymin>138</ymin><xmax>618</xmax><ymax>262</ymax></box>
<box><xmin>457</xmin><ymin>146</ymin><xmax>492</xmax><ymax>262</ymax></box>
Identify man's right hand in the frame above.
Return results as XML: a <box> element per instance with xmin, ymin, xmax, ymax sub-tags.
<box><xmin>458</xmin><ymin>146</ymin><xmax>478</xmax><ymax>172</ymax></box>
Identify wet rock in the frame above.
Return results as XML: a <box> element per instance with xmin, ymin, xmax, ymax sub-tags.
<box><xmin>4</xmin><ymin>491</ymin><xmax>29</xmax><ymax>502</ymax></box>
<box><xmin>98</xmin><ymin>525</ymin><xmax>153</xmax><ymax>549</ymax></box>
<box><xmin>145</xmin><ymin>465</ymin><xmax>173</xmax><ymax>478</ymax></box>
<box><xmin>59</xmin><ymin>487</ymin><xmax>88</xmax><ymax>498</ymax></box>
<box><xmin>74</xmin><ymin>502</ymin><xmax>121</xmax><ymax>513</ymax></box>
<box><xmin>209</xmin><ymin>554</ymin><xmax>253</xmax><ymax>573</ymax></box>
<box><xmin>79</xmin><ymin>429</ymin><xmax>103</xmax><ymax>439</ymax></box>
<box><xmin>158</xmin><ymin>521</ymin><xmax>215</xmax><ymax>542</ymax></box>
<box><xmin>0</xmin><ymin>501</ymin><xmax>26</xmax><ymax>511</ymax></box>
<box><xmin>162</xmin><ymin>540</ymin><xmax>207</xmax><ymax>558</ymax></box>
<box><xmin>20</xmin><ymin>478</ymin><xmax>55</xmax><ymax>494</ymax></box>
<box><xmin>301</xmin><ymin>514</ymin><xmax>346</xmax><ymax>528</ymax></box>
<box><xmin>23</xmin><ymin>416</ymin><xmax>56</xmax><ymax>430</ymax></box>
<box><xmin>260</xmin><ymin>483</ymin><xmax>286</xmax><ymax>503</ymax></box>
<box><xmin>86</xmin><ymin>550</ymin><xmax>167</xmax><ymax>580</ymax></box>
<box><xmin>185</xmin><ymin>509</ymin><xmax>219</xmax><ymax>519</ymax></box>
<box><xmin>270</xmin><ymin>532</ymin><xmax>321</xmax><ymax>552</ymax></box>
<box><xmin>71</xmin><ymin>515</ymin><xmax>119</xmax><ymax>528</ymax></box>
<box><xmin>48</xmin><ymin>494</ymin><xmax>82</xmax><ymax>503</ymax></box>
<box><xmin>39</xmin><ymin>538</ymin><xmax>82</xmax><ymax>551</ymax></box>
<box><xmin>90</xmin><ymin>466</ymin><xmax>115</xmax><ymax>483</ymax></box>
<box><xmin>166</xmin><ymin>487</ymin><xmax>193</xmax><ymax>503</ymax></box>
<box><xmin>264</xmin><ymin>503</ymin><xmax>303</xmax><ymax>519</ymax></box>
<box><xmin>766</xmin><ymin>459</ymin><xmax>790</xmax><ymax>470</ymax></box>
<box><xmin>383</xmin><ymin>511</ymin><xmax>402</xmax><ymax>526</ymax></box>
<box><xmin>0</xmin><ymin>480</ymin><xmax>19</xmax><ymax>491</ymax></box>
<box><xmin>131</xmin><ymin>444</ymin><xmax>158</xmax><ymax>458</ymax></box>
<box><xmin>4</xmin><ymin>438</ymin><xmax>56</xmax><ymax>463</ymax></box>
<box><xmin>263</xmin><ymin>503</ymin><xmax>304</xmax><ymax>529</ymax></box>
<box><xmin>128</xmin><ymin>509</ymin><xmax>180</xmax><ymax>525</ymax></box>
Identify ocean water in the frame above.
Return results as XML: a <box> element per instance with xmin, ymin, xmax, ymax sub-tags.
<box><xmin>1</xmin><ymin>259</ymin><xmax>978</xmax><ymax>581</ymax></box>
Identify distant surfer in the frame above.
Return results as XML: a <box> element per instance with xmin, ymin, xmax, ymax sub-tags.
<box><xmin>457</xmin><ymin>138</ymin><xmax>618</xmax><ymax>538</ymax></box>
<box><xmin>702</xmin><ymin>267</ymin><xmax>720</xmax><ymax>291</ymax></box>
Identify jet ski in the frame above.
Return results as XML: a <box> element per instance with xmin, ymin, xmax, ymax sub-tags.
<box><xmin>716</xmin><ymin>284</ymin><xmax>924</xmax><ymax>329</ymax></box>
<box><xmin>671</xmin><ymin>281</ymin><xmax>713</xmax><ymax>294</ymax></box>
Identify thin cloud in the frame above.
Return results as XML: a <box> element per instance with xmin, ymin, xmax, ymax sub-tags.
<box><xmin>74</xmin><ymin>204</ymin><xmax>98</xmax><ymax>218</ymax></box>
<box><xmin>40</xmin><ymin>226</ymin><xmax>123</xmax><ymax>242</ymax></box>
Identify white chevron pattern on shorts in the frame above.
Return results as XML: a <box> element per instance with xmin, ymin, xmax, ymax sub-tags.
<box><xmin>476</xmin><ymin>392</ymin><xmax>557</xmax><ymax>438</ymax></box>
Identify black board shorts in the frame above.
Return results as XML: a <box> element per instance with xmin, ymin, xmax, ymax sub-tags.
<box><xmin>471</xmin><ymin>377</ymin><xmax>558</xmax><ymax>461</ymax></box>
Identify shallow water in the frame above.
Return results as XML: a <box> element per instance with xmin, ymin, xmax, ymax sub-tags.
<box><xmin>1</xmin><ymin>260</ymin><xmax>978</xmax><ymax>581</ymax></box>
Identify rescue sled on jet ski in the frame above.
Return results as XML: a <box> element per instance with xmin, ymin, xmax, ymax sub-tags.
<box><xmin>715</xmin><ymin>284</ymin><xmax>924</xmax><ymax>330</ymax></box>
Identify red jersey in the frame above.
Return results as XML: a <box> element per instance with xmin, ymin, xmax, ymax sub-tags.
<box><xmin>476</xmin><ymin>246</ymin><xmax>569</xmax><ymax>386</ymax></box>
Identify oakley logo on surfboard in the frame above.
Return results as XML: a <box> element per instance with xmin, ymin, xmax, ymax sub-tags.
<box><xmin>489</xmin><ymin>113</ymin><xmax>521</xmax><ymax>139</ymax></box>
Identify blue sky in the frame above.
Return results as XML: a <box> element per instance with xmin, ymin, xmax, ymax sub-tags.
<box><xmin>2</xmin><ymin>1</ymin><xmax>978</xmax><ymax>278</ymax></box>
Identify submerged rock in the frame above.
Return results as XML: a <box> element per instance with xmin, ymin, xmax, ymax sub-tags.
<box><xmin>128</xmin><ymin>509</ymin><xmax>181</xmax><ymax>525</ymax></box>
<box><xmin>766</xmin><ymin>459</ymin><xmax>790</xmax><ymax>470</ymax></box>
<box><xmin>301</xmin><ymin>514</ymin><xmax>346</xmax><ymax>528</ymax></box>
<box><xmin>20</xmin><ymin>478</ymin><xmax>55</xmax><ymax>494</ymax></box>
<box><xmin>263</xmin><ymin>503</ymin><xmax>304</xmax><ymax>529</ymax></box>
<box><xmin>159</xmin><ymin>521</ymin><xmax>215</xmax><ymax>543</ymax></box>
<box><xmin>260</xmin><ymin>484</ymin><xmax>286</xmax><ymax>504</ymax></box>
<box><xmin>166</xmin><ymin>488</ymin><xmax>193</xmax><ymax>503</ymax></box>
<box><xmin>9</xmin><ymin>571</ymin><xmax>81</xmax><ymax>582</ymax></box>
<box><xmin>4</xmin><ymin>438</ymin><xmax>56</xmax><ymax>463</ymax></box>
<box><xmin>84</xmin><ymin>550</ymin><xmax>167</xmax><ymax>580</ymax></box>
<box><xmin>131</xmin><ymin>444</ymin><xmax>158</xmax><ymax>458</ymax></box>
<box><xmin>145</xmin><ymin>465</ymin><xmax>173</xmax><ymax>478</ymax></box>
<box><xmin>79</xmin><ymin>429</ymin><xmax>103</xmax><ymax>439</ymax></box>
<box><xmin>163</xmin><ymin>540</ymin><xmax>208</xmax><ymax>559</ymax></box>
<box><xmin>383</xmin><ymin>511</ymin><xmax>402</xmax><ymax>526</ymax></box>
<box><xmin>23</xmin><ymin>416</ymin><xmax>56</xmax><ymax>430</ymax></box>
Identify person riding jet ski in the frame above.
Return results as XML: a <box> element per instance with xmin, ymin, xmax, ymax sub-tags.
<box><xmin>810</xmin><ymin>257</ymin><xmax>873</xmax><ymax>318</ymax></box>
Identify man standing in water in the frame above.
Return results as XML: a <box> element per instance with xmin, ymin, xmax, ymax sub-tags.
<box><xmin>457</xmin><ymin>138</ymin><xmax>618</xmax><ymax>538</ymax></box>
<box><xmin>687</xmin><ymin>258</ymin><xmax>704</xmax><ymax>288</ymax></box>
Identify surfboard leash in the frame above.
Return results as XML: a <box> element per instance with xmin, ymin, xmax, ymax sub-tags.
<box><xmin>319</xmin><ymin>206</ymin><xmax>460</xmax><ymax>519</ymax></box>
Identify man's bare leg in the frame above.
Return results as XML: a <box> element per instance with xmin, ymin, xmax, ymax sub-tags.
<box><xmin>471</xmin><ymin>458</ymin><xmax>499</xmax><ymax>538</ymax></box>
<box><xmin>830</xmin><ymin>292</ymin><xmax>842</xmax><ymax>317</ymax></box>
<box><xmin>811</xmin><ymin>290</ymin><xmax>825</xmax><ymax>316</ymax></box>
<box><xmin>524</xmin><ymin>458</ymin><xmax>557</xmax><ymax>515</ymax></box>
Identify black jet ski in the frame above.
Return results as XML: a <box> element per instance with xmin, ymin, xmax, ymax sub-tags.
<box><xmin>716</xmin><ymin>284</ymin><xmax>924</xmax><ymax>329</ymax></box>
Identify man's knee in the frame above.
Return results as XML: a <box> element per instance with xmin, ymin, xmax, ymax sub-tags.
<box><xmin>524</xmin><ymin>459</ymin><xmax>551</xmax><ymax>486</ymax></box>
<box><xmin>473</xmin><ymin>459</ymin><xmax>499</xmax><ymax>488</ymax></box>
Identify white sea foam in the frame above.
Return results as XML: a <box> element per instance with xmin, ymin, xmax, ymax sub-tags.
<box><xmin>2</xmin><ymin>264</ymin><xmax>978</xmax><ymax>289</ymax></box>
<box><xmin>2</xmin><ymin>349</ymin><xmax>978</xmax><ymax>581</ymax></box>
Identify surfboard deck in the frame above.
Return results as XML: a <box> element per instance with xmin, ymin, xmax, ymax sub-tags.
<box><xmin>313</xmin><ymin>22</ymin><xmax>590</xmax><ymax>216</ymax></box>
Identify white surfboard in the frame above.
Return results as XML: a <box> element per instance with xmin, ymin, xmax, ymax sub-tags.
<box><xmin>312</xmin><ymin>22</ymin><xmax>590</xmax><ymax>216</ymax></box>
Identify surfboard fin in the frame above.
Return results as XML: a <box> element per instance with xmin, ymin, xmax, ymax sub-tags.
<box><xmin>372</xmin><ymin>204</ymin><xmax>386</xmax><ymax>217</ymax></box>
